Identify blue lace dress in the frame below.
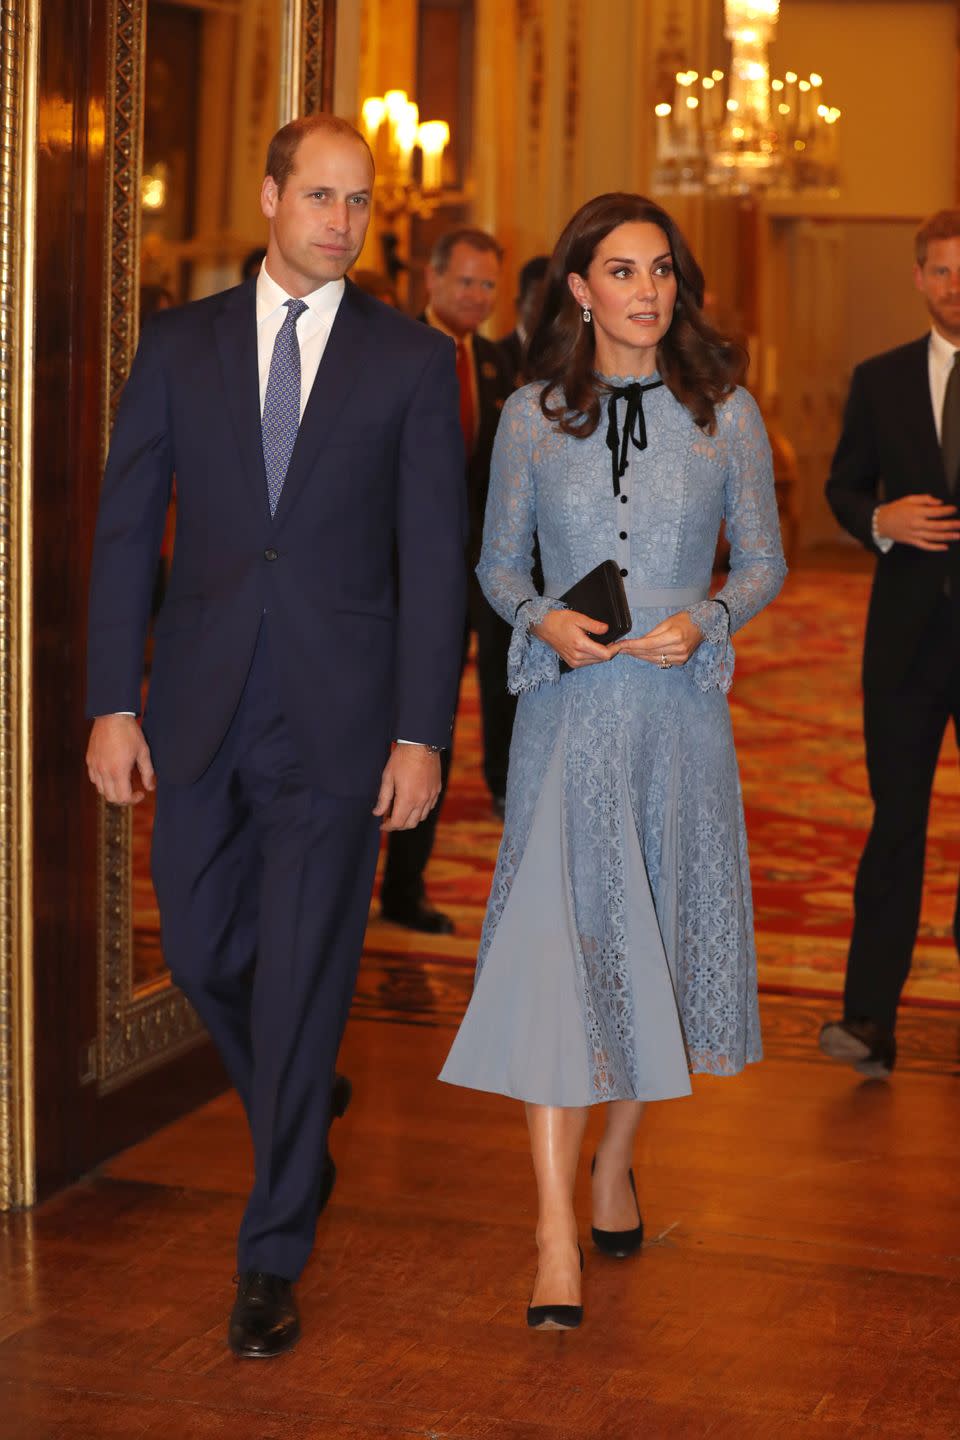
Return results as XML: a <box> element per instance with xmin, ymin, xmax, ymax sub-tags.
<box><xmin>439</xmin><ymin>375</ymin><xmax>786</xmax><ymax>1106</ymax></box>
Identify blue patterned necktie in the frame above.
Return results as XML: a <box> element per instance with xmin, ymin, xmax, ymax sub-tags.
<box><xmin>261</xmin><ymin>297</ymin><xmax>308</xmax><ymax>516</ymax></box>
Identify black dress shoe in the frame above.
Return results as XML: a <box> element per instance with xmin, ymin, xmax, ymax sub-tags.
<box><xmin>590</xmin><ymin>1156</ymin><xmax>644</xmax><ymax>1258</ymax></box>
<box><xmin>317</xmin><ymin>1073</ymin><xmax>353</xmax><ymax>1216</ymax></box>
<box><xmin>381</xmin><ymin>899</ymin><xmax>455</xmax><ymax>934</ymax></box>
<box><xmin>331</xmin><ymin>1072</ymin><xmax>352</xmax><ymax>1121</ymax></box>
<box><xmin>526</xmin><ymin>1245</ymin><xmax>584</xmax><ymax>1331</ymax></box>
<box><xmin>819</xmin><ymin>1017</ymin><xmax>896</xmax><ymax>1077</ymax></box>
<box><xmin>228</xmin><ymin>1272</ymin><xmax>300</xmax><ymax>1358</ymax></box>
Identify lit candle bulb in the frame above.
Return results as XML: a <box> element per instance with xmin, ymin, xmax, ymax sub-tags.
<box><xmin>417</xmin><ymin>120</ymin><xmax>449</xmax><ymax>191</ymax></box>
<box><xmin>383</xmin><ymin>89</ymin><xmax>409</xmax><ymax>167</ymax></box>
<box><xmin>361</xmin><ymin>96</ymin><xmax>386</xmax><ymax>148</ymax></box>
<box><xmin>396</xmin><ymin>101</ymin><xmax>419</xmax><ymax>181</ymax></box>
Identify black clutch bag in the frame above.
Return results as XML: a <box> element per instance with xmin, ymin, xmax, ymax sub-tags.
<box><xmin>557</xmin><ymin>560</ymin><xmax>632</xmax><ymax>673</ymax></box>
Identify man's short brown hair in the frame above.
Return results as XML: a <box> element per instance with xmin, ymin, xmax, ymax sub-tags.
<box><xmin>915</xmin><ymin>209</ymin><xmax>960</xmax><ymax>267</ymax></box>
<box><xmin>266</xmin><ymin>114</ymin><xmax>373</xmax><ymax>195</ymax></box>
<box><xmin>429</xmin><ymin>228</ymin><xmax>503</xmax><ymax>274</ymax></box>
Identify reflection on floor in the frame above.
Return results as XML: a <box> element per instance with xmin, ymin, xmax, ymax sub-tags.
<box><xmin>5</xmin><ymin>562</ymin><xmax>957</xmax><ymax>1434</ymax></box>
<box><xmin>2</xmin><ymin>999</ymin><xmax>958</xmax><ymax>1438</ymax></box>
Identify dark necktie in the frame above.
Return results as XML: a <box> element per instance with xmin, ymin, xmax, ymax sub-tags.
<box><xmin>940</xmin><ymin>351</ymin><xmax>960</xmax><ymax>495</ymax></box>
<box><xmin>605</xmin><ymin>380</ymin><xmax>664</xmax><ymax>496</ymax></box>
<box><xmin>262</xmin><ymin>297</ymin><xmax>308</xmax><ymax>516</ymax></box>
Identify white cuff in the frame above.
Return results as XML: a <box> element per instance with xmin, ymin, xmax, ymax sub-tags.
<box><xmin>871</xmin><ymin>507</ymin><xmax>893</xmax><ymax>554</ymax></box>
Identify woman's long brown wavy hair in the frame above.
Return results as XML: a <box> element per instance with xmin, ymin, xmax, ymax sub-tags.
<box><xmin>526</xmin><ymin>192</ymin><xmax>747</xmax><ymax>436</ymax></box>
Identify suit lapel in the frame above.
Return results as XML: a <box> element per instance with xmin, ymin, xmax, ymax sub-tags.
<box><xmin>213</xmin><ymin>279</ymin><xmax>271</xmax><ymax>522</ymax></box>
<box><xmin>272</xmin><ymin>280</ymin><xmax>370</xmax><ymax>529</ymax></box>
<box><xmin>897</xmin><ymin>337</ymin><xmax>944</xmax><ymax>490</ymax></box>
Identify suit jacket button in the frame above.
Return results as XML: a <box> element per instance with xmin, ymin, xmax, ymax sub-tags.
<box><xmin>264</xmin><ymin>548</ymin><xmax>279</xmax><ymax>562</ymax></box>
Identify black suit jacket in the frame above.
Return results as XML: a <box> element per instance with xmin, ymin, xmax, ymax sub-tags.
<box><xmin>826</xmin><ymin>336</ymin><xmax>959</xmax><ymax>693</ymax></box>
<box><xmin>468</xmin><ymin>331</ymin><xmax>514</xmax><ymax>567</ymax></box>
<box><xmin>496</xmin><ymin>329</ymin><xmax>524</xmax><ymax>391</ymax></box>
<box><xmin>87</xmin><ymin>277</ymin><xmax>468</xmax><ymax>795</ymax></box>
<box><xmin>418</xmin><ymin>314</ymin><xmax>513</xmax><ymax>570</ymax></box>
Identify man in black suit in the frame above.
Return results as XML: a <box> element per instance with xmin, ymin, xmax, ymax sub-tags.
<box><xmin>381</xmin><ymin>228</ymin><xmax>514</xmax><ymax>932</ymax></box>
<box><xmin>821</xmin><ymin>208</ymin><xmax>960</xmax><ymax>1077</ymax></box>
<box><xmin>85</xmin><ymin>115</ymin><xmax>466</xmax><ymax>1355</ymax></box>
<box><xmin>497</xmin><ymin>254</ymin><xmax>549</xmax><ymax>390</ymax></box>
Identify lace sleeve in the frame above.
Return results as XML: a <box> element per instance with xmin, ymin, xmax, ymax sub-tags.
<box><xmin>688</xmin><ymin>388</ymin><xmax>787</xmax><ymax>693</ymax></box>
<box><xmin>477</xmin><ymin>388</ymin><xmax>564</xmax><ymax>693</ymax></box>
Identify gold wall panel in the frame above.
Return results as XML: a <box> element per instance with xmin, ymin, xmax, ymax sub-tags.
<box><xmin>0</xmin><ymin>0</ymin><xmax>38</xmax><ymax>1208</ymax></box>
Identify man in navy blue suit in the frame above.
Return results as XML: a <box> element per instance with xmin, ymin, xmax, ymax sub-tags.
<box><xmin>85</xmin><ymin>114</ymin><xmax>466</xmax><ymax>1357</ymax></box>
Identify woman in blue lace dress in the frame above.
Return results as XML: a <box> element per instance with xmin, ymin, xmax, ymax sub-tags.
<box><xmin>439</xmin><ymin>194</ymin><xmax>786</xmax><ymax>1329</ymax></box>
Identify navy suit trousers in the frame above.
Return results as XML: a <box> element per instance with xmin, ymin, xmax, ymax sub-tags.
<box><xmin>151</xmin><ymin>623</ymin><xmax>381</xmax><ymax>1280</ymax></box>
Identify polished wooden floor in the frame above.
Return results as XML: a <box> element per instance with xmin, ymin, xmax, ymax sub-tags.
<box><xmin>2</xmin><ymin>991</ymin><xmax>958</xmax><ymax>1439</ymax></box>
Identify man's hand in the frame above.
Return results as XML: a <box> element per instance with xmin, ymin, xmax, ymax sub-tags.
<box><xmin>875</xmin><ymin>495</ymin><xmax>960</xmax><ymax>551</ymax></box>
<box><xmin>373</xmin><ymin>744</ymin><xmax>442</xmax><ymax>831</ymax></box>
<box><xmin>86</xmin><ymin>714</ymin><xmax>155</xmax><ymax>806</ymax></box>
<box><xmin>532</xmin><ymin>608</ymin><xmax>617</xmax><ymax>669</ymax></box>
<box><xmin>618</xmin><ymin>610</ymin><xmax>704</xmax><ymax>667</ymax></box>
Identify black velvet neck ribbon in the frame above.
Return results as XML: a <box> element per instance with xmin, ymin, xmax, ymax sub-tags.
<box><xmin>605</xmin><ymin>380</ymin><xmax>664</xmax><ymax>496</ymax></box>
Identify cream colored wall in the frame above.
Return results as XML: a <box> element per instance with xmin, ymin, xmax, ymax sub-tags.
<box><xmin>772</xmin><ymin>2</ymin><xmax>955</xmax><ymax>218</ymax></box>
<box><xmin>762</xmin><ymin>2</ymin><xmax>956</xmax><ymax>546</ymax></box>
<box><xmin>334</xmin><ymin>0</ymin><xmax>958</xmax><ymax>546</ymax></box>
<box><xmin>472</xmin><ymin>0</ymin><xmax>664</xmax><ymax>333</ymax></box>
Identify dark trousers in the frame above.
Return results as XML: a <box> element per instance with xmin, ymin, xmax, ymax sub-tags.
<box><xmin>845</xmin><ymin>597</ymin><xmax>960</xmax><ymax>1030</ymax></box>
<box><xmin>475</xmin><ymin>598</ymin><xmax>518</xmax><ymax>801</ymax></box>
<box><xmin>151</xmin><ymin>624</ymin><xmax>380</xmax><ymax>1281</ymax></box>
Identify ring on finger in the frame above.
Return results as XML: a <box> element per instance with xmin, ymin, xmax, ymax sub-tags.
<box><xmin>659</xmin><ymin>652</ymin><xmax>673</xmax><ymax>670</ymax></box>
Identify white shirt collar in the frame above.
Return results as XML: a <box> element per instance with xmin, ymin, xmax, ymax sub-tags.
<box><xmin>256</xmin><ymin>260</ymin><xmax>345</xmax><ymax>325</ymax></box>
<box><xmin>929</xmin><ymin>324</ymin><xmax>958</xmax><ymax>368</ymax></box>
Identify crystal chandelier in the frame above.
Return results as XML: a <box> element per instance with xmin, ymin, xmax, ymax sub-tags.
<box><xmin>652</xmin><ymin>1</ymin><xmax>841</xmax><ymax>195</ymax></box>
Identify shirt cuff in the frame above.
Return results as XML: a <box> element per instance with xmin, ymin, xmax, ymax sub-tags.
<box><xmin>871</xmin><ymin>507</ymin><xmax>894</xmax><ymax>553</ymax></box>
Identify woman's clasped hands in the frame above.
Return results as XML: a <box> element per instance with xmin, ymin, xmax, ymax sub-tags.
<box><xmin>533</xmin><ymin>607</ymin><xmax>704</xmax><ymax>670</ymax></box>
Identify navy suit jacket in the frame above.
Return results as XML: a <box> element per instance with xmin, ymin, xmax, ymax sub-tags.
<box><xmin>825</xmin><ymin>336</ymin><xmax>958</xmax><ymax>693</ymax></box>
<box><xmin>87</xmin><ymin>277</ymin><xmax>468</xmax><ymax>795</ymax></box>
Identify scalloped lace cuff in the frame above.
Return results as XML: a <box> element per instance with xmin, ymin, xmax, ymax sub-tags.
<box><xmin>507</xmin><ymin>596</ymin><xmax>566</xmax><ymax>694</ymax></box>
<box><xmin>688</xmin><ymin>599</ymin><xmax>734</xmax><ymax>694</ymax></box>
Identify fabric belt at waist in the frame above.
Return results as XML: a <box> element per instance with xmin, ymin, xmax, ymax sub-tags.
<box><xmin>624</xmin><ymin>584</ymin><xmax>709</xmax><ymax>609</ymax></box>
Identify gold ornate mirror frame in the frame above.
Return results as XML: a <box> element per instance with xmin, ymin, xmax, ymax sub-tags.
<box><xmin>96</xmin><ymin>0</ymin><xmax>335</xmax><ymax>1096</ymax></box>
<box><xmin>0</xmin><ymin>0</ymin><xmax>38</xmax><ymax>1209</ymax></box>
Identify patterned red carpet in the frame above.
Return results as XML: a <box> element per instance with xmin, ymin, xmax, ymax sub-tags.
<box><xmin>366</xmin><ymin>568</ymin><xmax>960</xmax><ymax>1013</ymax></box>
<box><xmin>134</xmin><ymin>568</ymin><xmax>959</xmax><ymax>1012</ymax></box>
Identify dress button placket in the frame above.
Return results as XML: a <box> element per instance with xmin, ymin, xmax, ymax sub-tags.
<box><xmin>615</xmin><ymin>459</ymin><xmax>631</xmax><ymax>577</ymax></box>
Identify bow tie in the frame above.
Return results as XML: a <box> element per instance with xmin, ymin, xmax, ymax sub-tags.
<box><xmin>605</xmin><ymin>380</ymin><xmax>664</xmax><ymax>496</ymax></box>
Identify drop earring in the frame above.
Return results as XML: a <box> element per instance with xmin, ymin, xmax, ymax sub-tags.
<box><xmin>582</xmin><ymin>307</ymin><xmax>592</xmax><ymax>324</ymax></box>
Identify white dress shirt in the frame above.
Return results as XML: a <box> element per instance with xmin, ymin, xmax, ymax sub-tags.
<box><xmin>927</xmin><ymin>323</ymin><xmax>957</xmax><ymax>445</ymax></box>
<box><xmin>873</xmin><ymin>326</ymin><xmax>957</xmax><ymax>553</ymax></box>
<box><xmin>256</xmin><ymin>262</ymin><xmax>344</xmax><ymax>418</ymax></box>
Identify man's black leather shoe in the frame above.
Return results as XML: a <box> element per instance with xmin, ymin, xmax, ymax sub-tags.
<box><xmin>228</xmin><ymin>1272</ymin><xmax>300</xmax><ymax>1358</ymax></box>
<box><xmin>331</xmin><ymin>1072</ymin><xmax>352</xmax><ymax>1122</ymax></box>
<box><xmin>381</xmin><ymin>900</ymin><xmax>454</xmax><ymax>934</ymax></box>
<box><xmin>818</xmin><ymin>1017</ymin><xmax>896</xmax><ymax>1077</ymax></box>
